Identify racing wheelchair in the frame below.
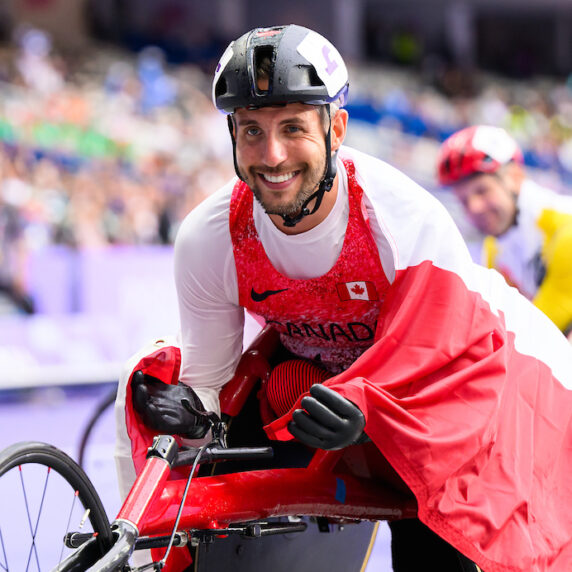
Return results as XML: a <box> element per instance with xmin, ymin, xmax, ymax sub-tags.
<box><xmin>0</xmin><ymin>325</ymin><xmax>420</xmax><ymax>571</ymax></box>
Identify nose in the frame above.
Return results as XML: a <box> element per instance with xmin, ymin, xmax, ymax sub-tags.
<box><xmin>262</xmin><ymin>132</ymin><xmax>288</xmax><ymax>168</ymax></box>
<box><xmin>464</xmin><ymin>193</ymin><xmax>487</xmax><ymax>216</ymax></box>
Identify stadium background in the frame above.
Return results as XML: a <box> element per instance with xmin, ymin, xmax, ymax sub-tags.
<box><xmin>0</xmin><ymin>1</ymin><xmax>571</xmax><ymax>568</ymax></box>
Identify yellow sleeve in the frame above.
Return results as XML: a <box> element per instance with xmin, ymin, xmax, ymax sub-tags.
<box><xmin>533</xmin><ymin>210</ymin><xmax>572</xmax><ymax>332</ymax></box>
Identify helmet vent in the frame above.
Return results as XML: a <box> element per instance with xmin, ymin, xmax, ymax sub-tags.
<box><xmin>214</xmin><ymin>76</ymin><xmax>228</xmax><ymax>99</ymax></box>
<box><xmin>253</xmin><ymin>46</ymin><xmax>275</xmax><ymax>94</ymax></box>
<box><xmin>307</xmin><ymin>65</ymin><xmax>324</xmax><ymax>87</ymax></box>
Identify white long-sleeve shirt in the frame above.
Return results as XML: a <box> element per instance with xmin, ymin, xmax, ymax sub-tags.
<box><xmin>174</xmin><ymin>145</ymin><xmax>448</xmax><ymax>413</ymax></box>
<box><xmin>119</xmin><ymin>145</ymin><xmax>572</xmax><ymax>572</ymax></box>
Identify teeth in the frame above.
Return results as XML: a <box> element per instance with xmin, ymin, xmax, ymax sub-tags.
<box><xmin>262</xmin><ymin>172</ymin><xmax>295</xmax><ymax>184</ymax></box>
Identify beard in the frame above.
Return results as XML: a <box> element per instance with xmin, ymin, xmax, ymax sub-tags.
<box><xmin>244</xmin><ymin>159</ymin><xmax>327</xmax><ymax>217</ymax></box>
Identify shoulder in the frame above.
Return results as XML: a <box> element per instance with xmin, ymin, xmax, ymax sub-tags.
<box><xmin>175</xmin><ymin>180</ymin><xmax>235</xmax><ymax>251</ymax></box>
<box><xmin>340</xmin><ymin>145</ymin><xmax>444</xmax><ymax>212</ymax></box>
<box><xmin>520</xmin><ymin>179</ymin><xmax>572</xmax><ymax>216</ymax></box>
<box><xmin>340</xmin><ymin>146</ymin><xmax>464</xmax><ymax>269</ymax></box>
<box><xmin>174</xmin><ymin>179</ymin><xmax>237</xmax><ymax>293</ymax></box>
<box><xmin>538</xmin><ymin>209</ymin><xmax>572</xmax><ymax>272</ymax></box>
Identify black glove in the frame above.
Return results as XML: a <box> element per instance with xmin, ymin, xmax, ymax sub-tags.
<box><xmin>132</xmin><ymin>370</ymin><xmax>210</xmax><ymax>439</ymax></box>
<box><xmin>288</xmin><ymin>384</ymin><xmax>366</xmax><ymax>450</ymax></box>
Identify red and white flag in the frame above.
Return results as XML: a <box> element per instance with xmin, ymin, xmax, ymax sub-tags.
<box><xmin>336</xmin><ymin>281</ymin><xmax>378</xmax><ymax>301</ymax></box>
<box><xmin>268</xmin><ymin>259</ymin><xmax>572</xmax><ymax>572</ymax></box>
<box><xmin>265</xmin><ymin>146</ymin><xmax>572</xmax><ymax>571</ymax></box>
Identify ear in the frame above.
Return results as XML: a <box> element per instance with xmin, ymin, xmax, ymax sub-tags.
<box><xmin>330</xmin><ymin>109</ymin><xmax>348</xmax><ymax>153</ymax></box>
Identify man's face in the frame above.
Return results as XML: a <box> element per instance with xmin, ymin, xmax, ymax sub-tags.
<box><xmin>453</xmin><ymin>173</ymin><xmax>517</xmax><ymax>237</ymax></box>
<box><xmin>233</xmin><ymin>103</ymin><xmax>328</xmax><ymax>217</ymax></box>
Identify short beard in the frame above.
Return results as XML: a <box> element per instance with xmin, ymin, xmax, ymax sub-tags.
<box><xmin>251</xmin><ymin>182</ymin><xmax>317</xmax><ymax>216</ymax></box>
<box><xmin>245</xmin><ymin>160</ymin><xmax>327</xmax><ymax>217</ymax></box>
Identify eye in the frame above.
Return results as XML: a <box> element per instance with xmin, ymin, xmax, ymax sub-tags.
<box><xmin>284</xmin><ymin>124</ymin><xmax>303</xmax><ymax>134</ymax></box>
<box><xmin>245</xmin><ymin>126</ymin><xmax>261</xmax><ymax>136</ymax></box>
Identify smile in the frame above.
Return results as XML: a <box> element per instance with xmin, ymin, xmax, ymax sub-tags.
<box><xmin>260</xmin><ymin>172</ymin><xmax>297</xmax><ymax>184</ymax></box>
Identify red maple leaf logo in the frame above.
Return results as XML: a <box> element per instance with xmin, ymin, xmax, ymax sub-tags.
<box><xmin>351</xmin><ymin>284</ymin><xmax>365</xmax><ymax>295</ymax></box>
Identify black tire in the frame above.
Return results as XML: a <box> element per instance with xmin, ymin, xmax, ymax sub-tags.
<box><xmin>77</xmin><ymin>385</ymin><xmax>118</xmax><ymax>469</ymax></box>
<box><xmin>0</xmin><ymin>441</ymin><xmax>114</xmax><ymax>571</ymax></box>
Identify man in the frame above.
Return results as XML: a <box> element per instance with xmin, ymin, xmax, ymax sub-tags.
<box><xmin>116</xmin><ymin>25</ymin><xmax>572</xmax><ymax>572</ymax></box>
<box><xmin>437</xmin><ymin>124</ymin><xmax>572</xmax><ymax>339</ymax></box>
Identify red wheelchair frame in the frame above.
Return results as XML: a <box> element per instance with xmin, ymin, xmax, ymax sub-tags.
<box><xmin>85</xmin><ymin>325</ymin><xmax>418</xmax><ymax>570</ymax></box>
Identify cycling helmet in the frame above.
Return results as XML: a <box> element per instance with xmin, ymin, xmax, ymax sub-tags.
<box><xmin>437</xmin><ymin>125</ymin><xmax>523</xmax><ymax>186</ymax></box>
<box><xmin>212</xmin><ymin>24</ymin><xmax>349</xmax><ymax>113</ymax></box>
<box><xmin>212</xmin><ymin>24</ymin><xmax>349</xmax><ymax>227</ymax></box>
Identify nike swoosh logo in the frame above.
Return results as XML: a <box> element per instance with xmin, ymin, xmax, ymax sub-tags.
<box><xmin>250</xmin><ymin>287</ymin><xmax>289</xmax><ymax>302</ymax></box>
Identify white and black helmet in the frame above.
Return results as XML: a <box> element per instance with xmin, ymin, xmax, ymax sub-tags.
<box><xmin>212</xmin><ymin>24</ymin><xmax>349</xmax><ymax>113</ymax></box>
<box><xmin>212</xmin><ymin>24</ymin><xmax>349</xmax><ymax>227</ymax></box>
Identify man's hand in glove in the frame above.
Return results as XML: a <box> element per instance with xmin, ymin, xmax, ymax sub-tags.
<box><xmin>132</xmin><ymin>370</ymin><xmax>210</xmax><ymax>439</ymax></box>
<box><xmin>288</xmin><ymin>384</ymin><xmax>366</xmax><ymax>450</ymax></box>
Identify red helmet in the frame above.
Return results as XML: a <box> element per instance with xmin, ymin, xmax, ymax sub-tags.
<box><xmin>437</xmin><ymin>125</ymin><xmax>523</xmax><ymax>186</ymax></box>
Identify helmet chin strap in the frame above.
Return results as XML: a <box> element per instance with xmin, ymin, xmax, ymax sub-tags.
<box><xmin>499</xmin><ymin>177</ymin><xmax>520</xmax><ymax>228</ymax></box>
<box><xmin>228</xmin><ymin>114</ymin><xmax>246</xmax><ymax>184</ymax></box>
<box><xmin>281</xmin><ymin>105</ymin><xmax>336</xmax><ymax>228</ymax></box>
<box><xmin>510</xmin><ymin>190</ymin><xmax>520</xmax><ymax>227</ymax></box>
<box><xmin>227</xmin><ymin>105</ymin><xmax>337</xmax><ymax>228</ymax></box>
<box><xmin>280</xmin><ymin>158</ymin><xmax>336</xmax><ymax>227</ymax></box>
<box><xmin>488</xmin><ymin>170</ymin><xmax>520</xmax><ymax>231</ymax></box>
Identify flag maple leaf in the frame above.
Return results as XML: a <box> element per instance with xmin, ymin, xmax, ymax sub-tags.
<box><xmin>351</xmin><ymin>284</ymin><xmax>365</xmax><ymax>295</ymax></box>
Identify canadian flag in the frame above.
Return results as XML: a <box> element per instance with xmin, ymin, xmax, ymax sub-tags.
<box><xmin>268</xmin><ymin>261</ymin><xmax>572</xmax><ymax>572</ymax></box>
<box><xmin>336</xmin><ymin>281</ymin><xmax>378</xmax><ymax>301</ymax></box>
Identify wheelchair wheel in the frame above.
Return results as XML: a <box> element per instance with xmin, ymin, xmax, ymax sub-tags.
<box><xmin>77</xmin><ymin>385</ymin><xmax>118</xmax><ymax>470</ymax></box>
<box><xmin>0</xmin><ymin>441</ymin><xmax>114</xmax><ymax>571</ymax></box>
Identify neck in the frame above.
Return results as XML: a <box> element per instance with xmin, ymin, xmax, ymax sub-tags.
<box><xmin>269</xmin><ymin>175</ymin><xmax>339</xmax><ymax>235</ymax></box>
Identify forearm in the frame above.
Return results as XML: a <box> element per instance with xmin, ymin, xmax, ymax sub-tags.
<box><xmin>177</xmin><ymin>301</ymin><xmax>244</xmax><ymax>405</ymax></box>
<box><xmin>173</xmin><ymin>194</ymin><xmax>244</xmax><ymax>412</ymax></box>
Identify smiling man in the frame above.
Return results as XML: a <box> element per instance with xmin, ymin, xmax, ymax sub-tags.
<box><xmin>437</xmin><ymin>124</ymin><xmax>572</xmax><ymax>338</ymax></box>
<box><xmin>233</xmin><ymin>103</ymin><xmax>345</xmax><ymax>229</ymax></box>
<box><xmin>118</xmin><ymin>25</ymin><xmax>572</xmax><ymax>572</ymax></box>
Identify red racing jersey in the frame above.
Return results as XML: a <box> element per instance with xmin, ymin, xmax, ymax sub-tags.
<box><xmin>230</xmin><ymin>158</ymin><xmax>390</xmax><ymax>373</ymax></box>
<box><xmin>118</xmin><ymin>146</ymin><xmax>572</xmax><ymax>572</ymax></box>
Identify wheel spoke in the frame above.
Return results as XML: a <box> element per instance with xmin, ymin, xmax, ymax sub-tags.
<box><xmin>19</xmin><ymin>465</ymin><xmax>47</xmax><ymax>572</ymax></box>
<box><xmin>58</xmin><ymin>490</ymin><xmax>79</xmax><ymax>564</ymax></box>
<box><xmin>31</xmin><ymin>467</ymin><xmax>51</xmax><ymax>571</ymax></box>
<box><xmin>0</xmin><ymin>442</ymin><xmax>111</xmax><ymax>571</ymax></box>
<box><xmin>0</xmin><ymin>526</ymin><xmax>9</xmax><ymax>571</ymax></box>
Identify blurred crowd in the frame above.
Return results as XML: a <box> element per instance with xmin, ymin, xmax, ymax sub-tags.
<box><xmin>3</xmin><ymin>27</ymin><xmax>572</xmax><ymax>313</ymax></box>
<box><xmin>348</xmin><ymin>62</ymin><xmax>572</xmax><ymax>191</ymax></box>
<box><xmin>0</xmin><ymin>28</ymin><xmax>235</xmax><ymax>311</ymax></box>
